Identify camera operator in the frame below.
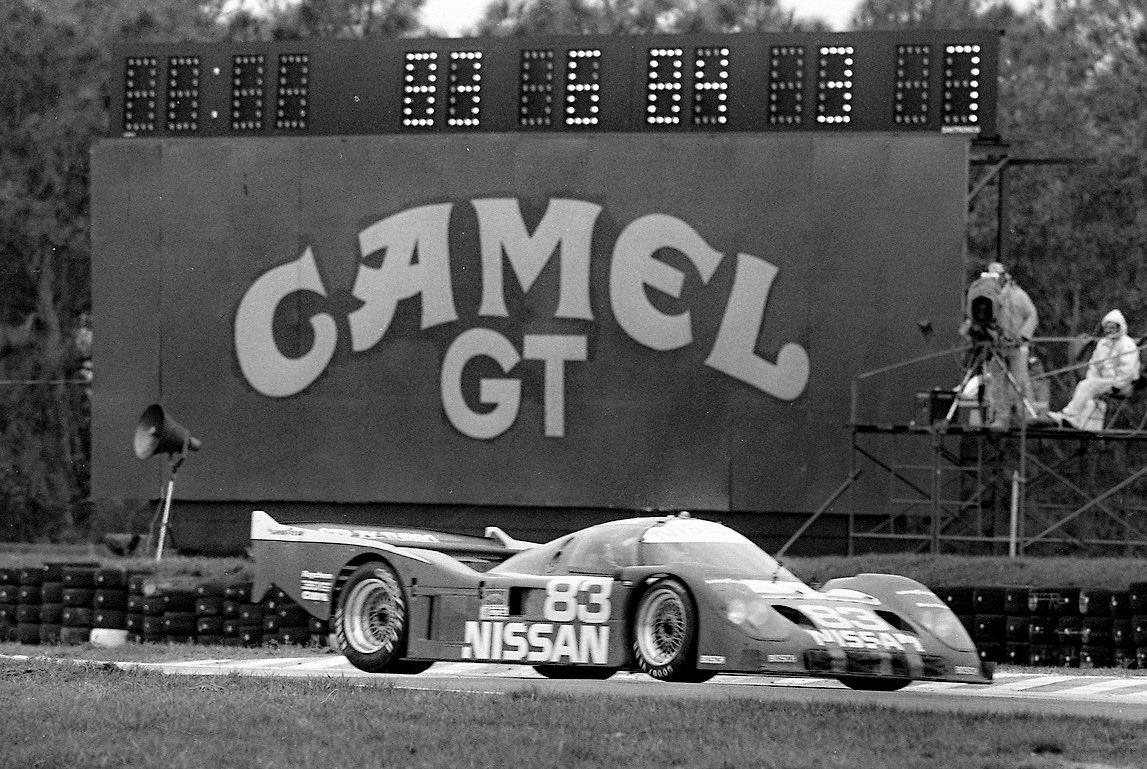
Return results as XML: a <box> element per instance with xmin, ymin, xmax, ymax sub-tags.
<box><xmin>958</xmin><ymin>262</ymin><xmax>1039</xmax><ymax>430</ymax></box>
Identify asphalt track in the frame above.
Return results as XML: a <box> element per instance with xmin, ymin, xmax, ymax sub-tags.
<box><xmin>102</xmin><ymin>656</ymin><xmax>1147</xmax><ymax>721</ymax></box>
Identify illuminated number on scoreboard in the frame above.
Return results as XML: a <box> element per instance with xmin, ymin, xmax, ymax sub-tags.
<box><xmin>692</xmin><ymin>47</ymin><xmax>729</xmax><ymax>126</ymax></box>
<box><xmin>646</xmin><ymin>48</ymin><xmax>684</xmax><ymax>125</ymax></box>
<box><xmin>646</xmin><ymin>47</ymin><xmax>730</xmax><ymax>127</ymax></box>
<box><xmin>894</xmin><ymin>45</ymin><xmax>930</xmax><ymax>126</ymax></box>
<box><xmin>403</xmin><ymin>51</ymin><xmax>438</xmax><ymax>128</ymax></box>
<box><xmin>564</xmin><ymin>49</ymin><xmax>601</xmax><ymax>127</ymax></box>
<box><xmin>816</xmin><ymin>45</ymin><xmax>853</xmax><ymax>124</ymax></box>
<box><xmin>519</xmin><ymin>49</ymin><xmax>554</xmax><ymax>127</ymax></box>
<box><xmin>123</xmin><ymin>56</ymin><xmax>158</xmax><ymax>134</ymax></box>
<box><xmin>447</xmin><ymin>51</ymin><xmax>482</xmax><ymax>127</ymax></box>
<box><xmin>768</xmin><ymin>47</ymin><xmax>804</xmax><ymax>126</ymax></box>
<box><xmin>276</xmin><ymin>53</ymin><xmax>309</xmax><ymax>130</ymax></box>
<box><xmin>942</xmin><ymin>44</ymin><xmax>981</xmax><ymax>130</ymax></box>
<box><xmin>232</xmin><ymin>54</ymin><xmax>265</xmax><ymax>131</ymax></box>
<box><xmin>114</xmin><ymin>32</ymin><xmax>997</xmax><ymax>136</ymax></box>
<box><xmin>166</xmin><ymin>56</ymin><xmax>199</xmax><ymax>132</ymax></box>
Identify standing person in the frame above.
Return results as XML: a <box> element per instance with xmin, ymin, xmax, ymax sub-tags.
<box><xmin>1049</xmin><ymin>309</ymin><xmax>1141</xmax><ymax>430</ymax></box>
<box><xmin>959</xmin><ymin>262</ymin><xmax>1039</xmax><ymax>430</ymax></box>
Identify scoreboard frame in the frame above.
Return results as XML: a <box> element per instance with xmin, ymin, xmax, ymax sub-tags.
<box><xmin>111</xmin><ymin>29</ymin><xmax>1000</xmax><ymax>139</ymax></box>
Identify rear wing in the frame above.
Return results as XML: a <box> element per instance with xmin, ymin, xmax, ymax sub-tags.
<box><xmin>250</xmin><ymin>510</ymin><xmax>538</xmax><ymax>561</ymax></box>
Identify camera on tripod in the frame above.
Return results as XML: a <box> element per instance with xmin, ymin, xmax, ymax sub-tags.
<box><xmin>963</xmin><ymin>270</ymin><xmax>1004</xmax><ymax>348</ymax></box>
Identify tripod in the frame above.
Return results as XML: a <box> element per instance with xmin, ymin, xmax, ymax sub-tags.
<box><xmin>941</xmin><ymin>337</ymin><xmax>1039</xmax><ymax>429</ymax></box>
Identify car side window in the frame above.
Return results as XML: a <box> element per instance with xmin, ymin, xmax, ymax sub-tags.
<box><xmin>565</xmin><ymin>526</ymin><xmax>641</xmax><ymax>574</ymax></box>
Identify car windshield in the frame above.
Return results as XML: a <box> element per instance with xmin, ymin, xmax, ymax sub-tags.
<box><xmin>639</xmin><ymin>519</ymin><xmax>799</xmax><ymax>581</ymax></box>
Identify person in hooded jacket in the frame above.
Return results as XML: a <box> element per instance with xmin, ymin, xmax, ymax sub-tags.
<box><xmin>960</xmin><ymin>262</ymin><xmax>1039</xmax><ymax>429</ymax></box>
<box><xmin>1049</xmin><ymin>309</ymin><xmax>1141</xmax><ymax>430</ymax></box>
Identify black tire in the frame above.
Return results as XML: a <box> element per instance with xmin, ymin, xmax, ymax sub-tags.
<box><xmin>837</xmin><ymin>676</ymin><xmax>911</xmax><ymax>692</ymax></box>
<box><xmin>1006</xmin><ymin>642</ymin><xmax>1030</xmax><ymax>665</ymax></box>
<box><xmin>1006</xmin><ymin>615</ymin><xmax>1031</xmax><ymax>642</ymax></box>
<box><xmin>91</xmin><ymin>592</ymin><xmax>126</xmax><ymax>615</ymax></box>
<box><xmin>196</xmin><ymin>596</ymin><xmax>225</xmax><ymax>616</ymax></box>
<box><xmin>533</xmin><ymin>665</ymin><xmax>616</xmax><ymax>680</ymax></box>
<box><xmin>632</xmin><ymin>579</ymin><xmax>712</xmax><ymax>682</ymax></box>
<box><xmin>972</xmin><ymin>586</ymin><xmax>1006</xmax><ymax>615</ymax></box>
<box><xmin>94</xmin><ymin>568</ymin><xmax>127</xmax><ymax>590</ymax></box>
<box><xmin>334</xmin><ymin>562</ymin><xmax>417</xmax><ymax>674</ymax></box>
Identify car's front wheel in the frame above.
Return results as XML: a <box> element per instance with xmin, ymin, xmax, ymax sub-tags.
<box><xmin>334</xmin><ymin>562</ymin><xmax>426</xmax><ymax>674</ymax></box>
<box><xmin>632</xmin><ymin>579</ymin><xmax>713</xmax><ymax>682</ymax></box>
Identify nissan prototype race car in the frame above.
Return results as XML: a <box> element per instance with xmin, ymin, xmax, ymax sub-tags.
<box><xmin>250</xmin><ymin>511</ymin><xmax>993</xmax><ymax>689</ymax></box>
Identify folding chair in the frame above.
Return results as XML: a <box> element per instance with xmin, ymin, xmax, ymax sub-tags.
<box><xmin>1101</xmin><ymin>335</ymin><xmax>1147</xmax><ymax>433</ymax></box>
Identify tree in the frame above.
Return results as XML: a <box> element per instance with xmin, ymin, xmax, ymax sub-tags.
<box><xmin>0</xmin><ymin>0</ymin><xmax>233</xmax><ymax>541</ymax></box>
<box><xmin>979</xmin><ymin>0</ymin><xmax>1147</xmax><ymax>338</ymax></box>
<box><xmin>850</xmin><ymin>0</ymin><xmax>1015</xmax><ymax>30</ymax></box>
<box><xmin>473</xmin><ymin>0</ymin><xmax>818</xmax><ymax>36</ymax></box>
<box><xmin>270</xmin><ymin>0</ymin><xmax>425</xmax><ymax>39</ymax></box>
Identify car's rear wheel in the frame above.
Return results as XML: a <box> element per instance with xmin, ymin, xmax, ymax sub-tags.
<box><xmin>334</xmin><ymin>562</ymin><xmax>426</xmax><ymax>674</ymax></box>
<box><xmin>837</xmin><ymin>676</ymin><xmax>911</xmax><ymax>691</ymax></box>
<box><xmin>533</xmin><ymin>665</ymin><xmax>616</xmax><ymax>680</ymax></box>
<box><xmin>632</xmin><ymin>579</ymin><xmax>713</xmax><ymax>682</ymax></box>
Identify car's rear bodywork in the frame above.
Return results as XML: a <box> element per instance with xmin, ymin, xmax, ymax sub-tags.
<box><xmin>250</xmin><ymin>511</ymin><xmax>992</xmax><ymax>685</ymax></box>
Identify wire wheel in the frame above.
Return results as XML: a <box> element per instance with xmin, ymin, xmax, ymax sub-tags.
<box><xmin>334</xmin><ymin>563</ymin><xmax>417</xmax><ymax>673</ymax></box>
<box><xmin>342</xmin><ymin>573</ymin><xmax>403</xmax><ymax>655</ymax></box>
<box><xmin>632</xmin><ymin>579</ymin><xmax>711</xmax><ymax>681</ymax></box>
<box><xmin>636</xmin><ymin>586</ymin><xmax>687</xmax><ymax>666</ymax></box>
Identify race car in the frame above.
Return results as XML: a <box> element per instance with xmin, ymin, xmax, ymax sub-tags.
<box><xmin>250</xmin><ymin>510</ymin><xmax>992</xmax><ymax>689</ymax></box>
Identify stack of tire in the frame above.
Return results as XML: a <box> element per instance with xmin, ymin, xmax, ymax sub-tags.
<box><xmin>1031</xmin><ymin>587</ymin><xmax>1083</xmax><ymax>666</ymax></box>
<box><xmin>968</xmin><ymin>585</ymin><xmax>1013</xmax><ymax>664</ymax></box>
<box><xmin>221</xmin><ymin>581</ymin><xmax>258</xmax><ymax>647</ymax></box>
<box><xmin>39</xmin><ymin>563</ymin><xmax>65</xmax><ymax>644</ymax></box>
<box><xmin>15</xmin><ymin>565</ymin><xmax>45</xmax><ymax>644</ymax></box>
<box><xmin>60</xmin><ymin>564</ymin><xmax>100</xmax><ymax>645</ymax></box>
<box><xmin>999</xmin><ymin>586</ymin><xmax>1031</xmax><ymax>665</ymax></box>
<box><xmin>258</xmin><ymin>586</ymin><xmax>305</xmax><ymax>646</ymax></box>
<box><xmin>91</xmin><ymin>568</ymin><xmax>132</xmax><ymax>646</ymax></box>
<box><xmin>1131</xmin><ymin>581</ymin><xmax>1147</xmax><ymax>670</ymax></box>
<box><xmin>0</xmin><ymin>568</ymin><xmax>17</xmax><ymax>641</ymax></box>
<box><xmin>194</xmin><ymin>581</ymin><xmax>228</xmax><ymax>645</ymax></box>
<box><xmin>237</xmin><ymin>588</ymin><xmax>264</xmax><ymax>647</ymax></box>
<box><xmin>159</xmin><ymin>583</ymin><xmax>199</xmax><ymax>644</ymax></box>
<box><xmin>251</xmin><ymin>585</ymin><xmax>325</xmax><ymax>647</ymax></box>
<box><xmin>126</xmin><ymin>571</ymin><xmax>153</xmax><ymax>644</ymax></box>
<box><xmin>1111</xmin><ymin>589</ymin><xmax>1136</xmax><ymax>668</ymax></box>
<box><xmin>1078</xmin><ymin>587</ymin><xmax>1117</xmax><ymax>668</ymax></box>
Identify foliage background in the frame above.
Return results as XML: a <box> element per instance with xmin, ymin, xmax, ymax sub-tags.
<box><xmin>0</xmin><ymin>0</ymin><xmax>1144</xmax><ymax>542</ymax></box>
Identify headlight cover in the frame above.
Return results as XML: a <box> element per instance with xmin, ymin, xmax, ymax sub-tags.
<box><xmin>913</xmin><ymin>604</ymin><xmax>976</xmax><ymax>652</ymax></box>
<box><xmin>725</xmin><ymin>597</ymin><xmax>789</xmax><ymax>641</ymax></box>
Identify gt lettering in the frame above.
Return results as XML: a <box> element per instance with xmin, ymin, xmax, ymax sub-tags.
<box><xmin>542</xmin><ymin>578</ymin><xmax>613</xmax><ymax>623</ymax></box>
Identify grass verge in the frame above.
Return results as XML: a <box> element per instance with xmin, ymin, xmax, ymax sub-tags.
<box><xmin>1</xmin><ymin>656</ymin><xmax>1144</xmax><ymax>769</ymax></box>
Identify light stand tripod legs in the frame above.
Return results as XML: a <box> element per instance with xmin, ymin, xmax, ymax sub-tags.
<box><xmin>153</xmin><ymin>452</ymin><xmax>186</xmax><ymax>561</ymax></box>
<box><xmin>942</xmin><ymin>344</ymin><xmax>991</xmax><ymax>427</ymax></box>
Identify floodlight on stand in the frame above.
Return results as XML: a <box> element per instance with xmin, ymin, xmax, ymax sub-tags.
<box><xmin>133</xmin><ymin>404</ymin><xmax>201</xmax><ymax>561</ymax></box>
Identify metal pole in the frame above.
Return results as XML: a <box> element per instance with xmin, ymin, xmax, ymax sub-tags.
<box><xmin>1009</xmin><ymin>470</ymin><xmax>1020</xmax><ymax>557</ymax></box>
<box><xmin>931</xmin><ymin>430</ymin><xmax>942</xmax><ymax>554</ymax></box>
<box><xmin>155</xmin><ymin>474</ymin><xmax>176</xmax><ymax>561</ymax></box>
<box><xmin>778</xmin><ymin>470</ymin><xmax>861</xmax><ymax>558</ymax></box>
<box><xmin>154</xmin><ymin>450</ymin><xmax>186</xmax><ymax>561</ymax></box>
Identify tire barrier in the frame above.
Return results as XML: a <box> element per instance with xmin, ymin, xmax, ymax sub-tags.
<box><xmin>1</xmin><ymin>558</ymin><xmax>1142</xmax><ymax>667</ymax></box>
<box><xmin>938</xmin><ymin>583</ymin><xmax>1146</xmax><ymax>669</ymax></box>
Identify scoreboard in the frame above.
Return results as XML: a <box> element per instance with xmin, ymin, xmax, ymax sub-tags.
<box><xmin>112</xmin><ymin>29</ymin><xmax>1000</xmax><ymax>138</ymax></box>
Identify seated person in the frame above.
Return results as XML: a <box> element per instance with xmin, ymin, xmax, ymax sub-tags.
<box><xmin>1049</xmin><ymin>309</ymin><xmax>1141</xmax><ymax>429</ymax></box>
